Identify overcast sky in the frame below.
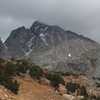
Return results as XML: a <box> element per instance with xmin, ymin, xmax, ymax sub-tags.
<box><xmin>0</xmin><ymin>0</ymin><xmax>100</xmax><ymax>43</ymax></box>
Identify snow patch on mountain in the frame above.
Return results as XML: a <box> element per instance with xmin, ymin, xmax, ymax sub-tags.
<box><xmin>27</xmin><ymin>36</ymin><xmax>35</xmax><ymax>48</ymax></box>
<box><xmin>40</xmin><ymin>33</ymin><xmax>48</xmax><ymax>46</ymax></box>
<box><xmin>25</xmin><ymin>48</ymin><xmax>33</xmax><ymax>56</ymax></box>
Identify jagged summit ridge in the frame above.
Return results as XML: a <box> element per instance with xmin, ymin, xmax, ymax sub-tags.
<box><xmin>5</xmin><ymin>21</ymin><xmax>99</xmax><ymax>57</ymax></box>
<box><xmin>5</xmin><ymin>21</ymin><xmax>67</xmax><ymax>57</ymax></box>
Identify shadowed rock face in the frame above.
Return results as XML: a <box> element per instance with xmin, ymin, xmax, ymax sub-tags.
<box><xmin>0</xmin><ymin>38</ymin><xmax>4</xmax><ymax>52</ymax></box>
<box><xmin>5</xmin><ymin>26</ymin><xmax>34</xmax><ymax>57</ymax></box>
<box><xmin>4</xmin><ymin>21</ymin><xmax>100</xmax><ymax>73</ymax></box>
<box><xmin>0</xmin><ymin>38</ymin><xmax>9</xmax><ymax>58</ymax></box>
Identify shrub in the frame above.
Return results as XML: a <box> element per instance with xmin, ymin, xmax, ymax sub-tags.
<box><xmin>0</xmin><ymin>74</ymin><xmax>19</xmax><ymax>94</ymax></box>
<box><xmin>80</xmin><ymin>86</ymin><xmax>88</xmax><ymax>96</ymax></box>
<box><xmin>5</xmin><ymin>80</ymin><xmax>19</xmax><ymax>94</ymax></box>
<box><xmin>0</xmin><ymin>74</ymin><xmax>8</xmax><ymax>85</ymax></box>
<box><xmin>16</xmin><ymin>59</ymin><xmax>31</xmax><ymax>74</ymax></box>
<box><xmin>46</xmin><ymin>73</ymin><xmax>65</xmax><ymax>87</ymax></box>
<box><xmin>29</xmin><ymin>65</ymin><xmax>43</xmax><ymax>79</ymax></box>
<box><xmin>5</xmin><ymin>62</ymin><xmax>17</xmax><ymax>77</ymax></box>
<box><xmin>96</xmin><ymin>82</ymin><xmax>100</xmax><ymax>87</ymax></box>
<box><xmin>0</xmin><ymin>61</ymin><xmax>19</xmax><ymax>94</ymax></box>
<box><xmin>66</xmin><ymin>82</ymin><xmax>80</xmax><ymax>93</ymax></box>
<box><xmin>66</xmin><ymin>82</ymin><xmax>88</xmax><ymax>97</ymax></box>
<box><xmin>16</xmin><ymin>65</ymin><xmax>29</xmax><ymax>75</ymax></box>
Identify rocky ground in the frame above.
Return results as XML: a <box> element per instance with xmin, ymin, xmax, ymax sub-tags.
<box><xmin>0</xmin><ymin>75</ymin><xmax>100</xmax><ymax>100</ymax></box>
<box><xmin>16</xmin><ymin>76</ymin><xmax>66</xmax><ymax>100</ymax></box>
<box><xmin>0</xmin><ymin>86</ymin><xmax>15</xmax><ymax>100</ymax></box>
<box><xmin>0</xmin><ymin>76</ymin><xmax>66</xmax><ymax>100</ymax></box>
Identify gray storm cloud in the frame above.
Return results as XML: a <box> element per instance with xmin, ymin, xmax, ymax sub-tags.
<box><xmin>0</xmin><ymin>0</ymin><xmax>100</xmax><ymax>42</ymax></box>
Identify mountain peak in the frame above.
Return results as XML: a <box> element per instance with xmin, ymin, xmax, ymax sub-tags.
<box><xmin>11</xmin><ymin>26</ymin><xmax>26</xmax><ymax>34</ymax></box>
<box><xmin>33</xmin><ymin>21</ymin><xmax>47</xmax><ymax>25</ymax></box>
<box><xmin>30</xmin><ymin>21</ymin><xmax>48</xmax><ymax>33</ymax></box>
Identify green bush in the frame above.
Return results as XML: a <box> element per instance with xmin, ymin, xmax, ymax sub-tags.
<box><xmin>5</xmin><ymin>62</ymin><xmax>17</xmax><ymax>77</ymax></box>
<box><xmin>46</xmin><ymin>73</ymin><xmax>65</xmax><ymax>87</ymax></box>
<box><xmin>0</xmin><ymin>61</ymin><xmax>19</xmax><ymax>94</ymax></box>
<box><xmin>0</xmin><ymin>74</ymin><xmax>19</xmax><ymax>94</ymax></box>
<box><xmin>16</xmin><ymin>59</ymin><xmax>31</xmax><ymax>74</ymax></box>
<box><xmin>0</xmin><ymin>74</ymin><xmax>8</xmax><ymax>85</ymax></box>
<box><xmin>29</xmin><ymin>65</ymin><xmax>43</xmax><ymax>79</ymax></box>
<box><xmin>16</xmin><ymin>64</ymin><xmax>29</xmax><ymax>74</ymax></box>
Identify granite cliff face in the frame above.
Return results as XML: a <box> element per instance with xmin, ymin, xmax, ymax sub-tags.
<box><xmin>4</xmin><ymin>21</ymin><xmax>100</xmax><ymax>73</ymax></box>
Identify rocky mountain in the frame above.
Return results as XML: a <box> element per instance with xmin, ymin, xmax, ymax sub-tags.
<box><xmin>5</xmin><ymin>21</ymin><xmax>100</xmax><ymax>74</ymax></box>
<box><xmin>0</xmin><ymin>38</ymin><xmax>4</xmax><ymax>51</ymax></box>
<box><xmin>5</xmin><ymin>21</ymin><xmax>67</xmax><ymax>57</ymax></box>
<box><xmin>0</xmin><ymin>38</ymin><xmax>9</xmax><ymax>58</ymax></box>
<box><xmin>5</xmin><ymin>26</ymin><xmax>33</xmax><ymax>57</ymax></box>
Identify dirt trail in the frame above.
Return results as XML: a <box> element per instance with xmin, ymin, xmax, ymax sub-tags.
<box><xmin>15</xmin><ymin>76</ymin><xmax>66</xmax><ymax>100</ymax></box>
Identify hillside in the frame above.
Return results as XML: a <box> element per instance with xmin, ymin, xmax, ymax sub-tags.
<box><xmin>0</xmin><ymin>75</ymin><xmax>100</xmax><ymax>100</ymax></box>
<box><xmin>0</xmin><ymin>76</ymin><xmax>66</xmax><ymax>100</ymax></box>
<box><xmin>0</xmin><ymin>59</ymin><xmax>100</xmax><ymax>100</ymax></box>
